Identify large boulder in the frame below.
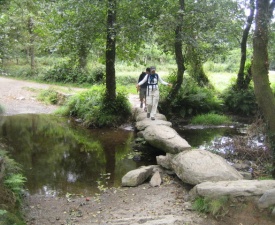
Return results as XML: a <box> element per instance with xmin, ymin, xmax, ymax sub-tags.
<box><xmin>171</xmin><ymin>149</ymin><xmax>243</xmax><ymax>185</ymax></box>
<box><xmin>190</xmin><ymin>180</ymin><xmax>275</xmax><ymax>199</ymax></box>
<box><xmin>143</xmin><ymin>125</ymin><xmax>191</xmax><ymax>154</ymax></box>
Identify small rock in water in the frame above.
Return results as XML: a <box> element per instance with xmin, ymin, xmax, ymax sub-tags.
<box><xmin>150</xmin><ymin>171</ymin><xmax>161</xmax><ymax>187</ymax></box>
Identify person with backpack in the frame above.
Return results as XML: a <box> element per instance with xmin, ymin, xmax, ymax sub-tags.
<box><xmin>136</xmin><ymin>66</ymin><xmax>172</xmax><ymax>120</ymax></box>
<box><xmin>137</xmin><ymin>67</ymin><xmax>150</xmax><ymax>110</ymax></box>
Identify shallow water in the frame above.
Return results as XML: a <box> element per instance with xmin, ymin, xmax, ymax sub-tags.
<box><xmin>176</xmin><ymin>125</ymin><xmax>244</xmax><ymax>148</ymax></box>
<box><xmin>0</xmin><ymin>114</ymin><xmax>147</xmax><ymax>196</ymax></box>
<box><xmin>0</xmin><ymin>114</ymin><xmax>246</xmax><ymax>197</ymax></box>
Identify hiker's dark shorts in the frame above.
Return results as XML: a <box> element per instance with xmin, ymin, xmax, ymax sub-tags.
<box><xmin>139</xmin><ymin>87</ymin><xmax>147</xmax><ymax>100</ymax></box>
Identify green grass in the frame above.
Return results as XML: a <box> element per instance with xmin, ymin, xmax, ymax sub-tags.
<box><xmin>190</xmin><ymin>113</ymin><xmax>232</xmax><ymax>125</ymax></box>
<box><xmin>192</xmin><ymin>196</ymin><xmax>229</xmax><ymax>217</ymax></box>
<box><xmin>207</xmin><ymin>72</ymin><xmax>236</xmax><ymax>93</ymax></box>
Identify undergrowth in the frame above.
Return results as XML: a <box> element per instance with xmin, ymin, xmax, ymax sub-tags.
<box><xmin>0</xmin><ymin>149</ymin><xmax>26</xmax><ymax>225</ymax></box>
<box><xmin>192</xmin><ymin>196</ymin><xmax>229</xmax><ymax>218</ymax></box>
<box><xmin>190</xmin><ymin>113</ymin><xmax>232</xmax><ymax>125</ymax></box>
<box><xmin>57</xmin><ymin>85</ymin><xmax>131</xmax><ymax>127</ymax></box>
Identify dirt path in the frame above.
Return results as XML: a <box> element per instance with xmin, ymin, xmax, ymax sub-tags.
<box><xmin>1</xmin><ymin>77</ymin><xmax>273</xmax><ymax>225</ymax></box>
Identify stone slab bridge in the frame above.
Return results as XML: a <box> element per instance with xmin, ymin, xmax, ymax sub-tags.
<box><xmin>122</xmin><ymin>107</ymin><xmax>275</xmax><ymax>212</ymax></box>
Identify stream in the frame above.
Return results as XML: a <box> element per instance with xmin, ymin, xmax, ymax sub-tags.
<box><xmin>0</xmin><ymin>114</ymin><xmax>245</xmax><ymax>197</ymax></box>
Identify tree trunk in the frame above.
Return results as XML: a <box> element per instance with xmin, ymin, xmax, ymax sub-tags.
<box><xmin>188</xmin><ymin>45</ymin><xmax>209</xmax><ymax>87</ymax></box>
<box><xmin>105</xmin><ymin>0</ymin><xmax>116</xmax><ymax>101</ymax></box>
<box><xmin>78</xmin><ymin>44</ymin><xmax>88</xmax><ymax>69</ymax></box>
<box><xmin>160</xmin><ymin>0</ymin><xmax>185</xmax><ymax>115</ymax></box>
<box><xmin>28</xmin><ymin>17</ymin><xmax>35</xmax><ymax>72</ymax></box>
<box><xmin>236</xmin><ymin>0</ymin><xmax>255</xmax><ymax>90</ymax></box>
<box><xmin>252</xmin><ymin>0</ymin><xmax>275</xmax><ymax>178</ymax></box>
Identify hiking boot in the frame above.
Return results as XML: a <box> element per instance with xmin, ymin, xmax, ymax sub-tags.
<box><xmin>140</xmin><ymin>103</ymin><xmax>143</xmax><ymax>108</ymax></box>
<box><xmin>147</xmin><ymin>113</ymin><xmax>150</xmax><ymax>118</ymax></box>
<box><xmin>151</xmin><ymin>117</ymin><xmax>155</xmax><ymax>120</ymax></box>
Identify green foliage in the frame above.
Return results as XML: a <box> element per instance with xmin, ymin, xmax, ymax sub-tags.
<box><xmin>160</xmin><ymin>76</ymin><xmax>221</xmax><ymax>117</ymax></box>
<box><xmin>0</xmin><ymin>150</ymin><xmax>21</xmax><ymax>176</ymax></box>
<box><xmin>4</xmin><ymin>174</ymin><xmax>26</xmax><ymax>199</ymax></box>
<box><xmin>116</xmin><ymin>75</ymin><xmax>137</xmax><ymax>86</ymax></box>
<box><xmin>192</xmin><ymin>196</ymin><xmax>229</xmax><ymax>217</ymax></box>
<box><xmin>37</xmin><ymin>88</ymin><xmax>59</xmax><ymax>105</ymax></box>
<box><xmin>42</xmin><ymin>62</ymin><xmax>91</xmax><ymax>84</ymax></box>
<box><xmin>90</xmin><ymin>65</ymin><xmax>105</xmax><ymax>83</ymax></box>
<box><xmin>0</xmin><ymin>150</ymin><xmax>26</xmax><ymax>201</ymax></box>
<box><xmin>0</xmin><ymin>210</ymin><xmax>25</xmax><ymax>225</ymax></box>
<box><xmin>222</xmin><ymin>85</ymin><xmax>258</xmax><ymax>116</ymax></box>
<box><xmin>191</xmin><ymin>113</ymin><xmax>231</xmax><ymax>125</ymax></box>
<box><xmin>0</xmin><ymin>150</ymin><xmax>26</xmax><ymax>225</ymax></box>
<box><xmin>60</xmin><ymin>85</ymin><xmax>131</xmax><ymax>127</ymax></box>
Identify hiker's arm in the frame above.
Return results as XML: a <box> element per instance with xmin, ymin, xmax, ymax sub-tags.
<box><xmin>136</xmin><ymin>74</ymin><xmax>148</xmax><ymax>87</ymax></box>
<box><xmin>158</xmin><ymin>75</ymin><xmax>172</xmax><ymax>86</ymax></box>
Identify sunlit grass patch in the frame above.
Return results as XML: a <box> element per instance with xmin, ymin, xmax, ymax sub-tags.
<box><xmin>191</xmin><ymin>113</ymin><xmax>231</xmax><ymax>125</ymax></box>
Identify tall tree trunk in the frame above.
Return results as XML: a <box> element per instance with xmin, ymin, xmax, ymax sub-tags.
<box><xmin>28</xmin><ymin>17</ymin><xmax>35</xmax><ymax>72</ymax></box>
<box><xmin>236</xmin><ymin>0</ymin><xmax>255</xmax><ymax>90</ymax></box>
<box><xmin>105</xmin><ymin>0</ymin><xmax>116</xmax><ymax>101</ymax></box>
<box><xmin>187</xmin><ymin>45</ymin><xmax>209</xmax><ymax>87</ymax></box>
<box><xmin>160</xmin><ymin>0</ymin><xmax>185</xmax><ymax>114</ymax></box>
<box><xmin>78</xmin><ymin>44</ymin><xmax>88</xmax><ymax>69</ymax></box>
<box><xmin>252</xmin><ymin>0</ymin><xmax>275</xmax><ymax>178</ymax></box>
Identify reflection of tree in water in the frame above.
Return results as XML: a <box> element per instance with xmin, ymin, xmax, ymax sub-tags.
<box><xmin>177</xmin><ymin>127</ymin><xmax>241</xmax><ymax>148</ymax></box>
<box><xmin>88</xmin><ymin>129</ymin><xmax>134</xmax><ymax>186</ymax></box>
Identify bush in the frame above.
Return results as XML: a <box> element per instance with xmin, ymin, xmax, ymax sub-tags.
<box><xmin>42</xmin><ymin>62</ymin><xmax>92</xmax><ymax>84</ymax></box>
<box><xmin>90</xmin><ymin>65</ymin><xmax>105</xmax><ymax>83</ymax></box>
<box><xmin>37</xmin><ymin>88</ymin><xmax>59</xmax><ymax>105</ymax></box>
<box><xmin>222</xmin><ymin>85</ymin><xmax>258</xmax><ymax>116</ymax></box>
<box><xmin>60</xmin><ymin>85</ymin><xmax>131</xmax><ymax>127</ymax></box>
<box><xmin>159</xmin><ymin>76</ymin><xmax>222</xmax><ymax>117</ymax></box>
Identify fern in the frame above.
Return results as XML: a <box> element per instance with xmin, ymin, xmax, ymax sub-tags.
<box><xmin>4</xmin><ymin>174</ymin><xmax>26</xmax><ymax>198</ymax></box>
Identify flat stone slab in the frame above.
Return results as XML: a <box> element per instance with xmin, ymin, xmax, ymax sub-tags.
<box><xmin>143</xmin><ymin>125</ymin><xmax>191</xmax><ymax>154</ymax></box>
<box><xmin>136</xmin><ymin>119</ymin><xmax>172</xmax><ymax>131</ymax></box>
<box><xmin>190</xmin><ymin>180</ymin><xmax>275</xmax><ymax>199</ymax></box>
<box><xmin>136</xmin><ymin>112</ymin><xmax>167</xmax><ymax>122</ymax></box>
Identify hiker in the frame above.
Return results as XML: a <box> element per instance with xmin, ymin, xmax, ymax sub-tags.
<box><xmin>136</xmin><ymin>66</ymin><xmax>172</xmax><ymax>120</ymax></box>
<box><xmin>137</xmin><ymin>67</ymin><xmax>150</xmax><ymax>110</ymax></box>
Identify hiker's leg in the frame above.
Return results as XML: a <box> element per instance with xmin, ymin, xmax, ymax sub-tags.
<box><xmin>146</xmin><ymin>92</ymin><xmax>153</xmax><ymax>115</ymax></box>
<box><xmin>150</xmin><ymin>90</ymin><xmax>159</xmax><ymax>118</ymax></box>
<box><xmin>139</xmin><ymin>91</ymin><xmax>143</xmax><ymax>108</ymax></box>
<box><xmin>140</xmin><ymin>88</ymin><xmax>146</xmax><ymax>108</ymax></box>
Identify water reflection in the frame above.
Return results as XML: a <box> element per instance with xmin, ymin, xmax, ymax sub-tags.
<box><xmin>0</xmin><ymin>114</ymin><xmax>143</xmax><ymax>196</ymax></box>
<box><xmin>176</xmin><ymin>126</ymin><xmax>242</xmax><ymax>148</ymax></box>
